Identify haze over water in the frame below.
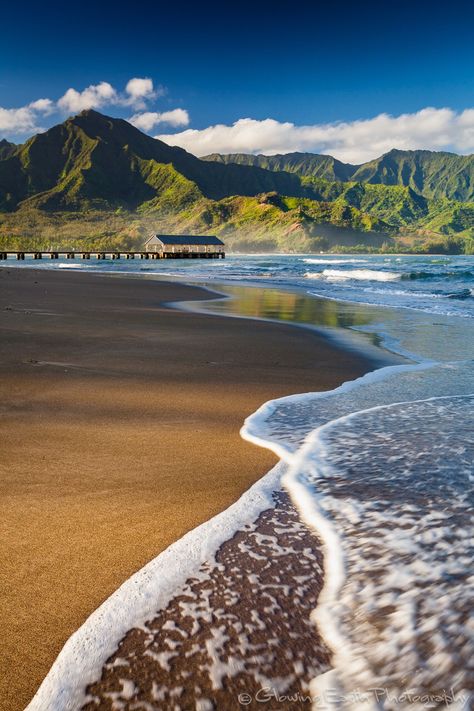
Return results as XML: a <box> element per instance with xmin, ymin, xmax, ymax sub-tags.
<box><xmin>4</xmin><ymin>253</ymin><xmax>473</xmax><ymax>708</ymax></box>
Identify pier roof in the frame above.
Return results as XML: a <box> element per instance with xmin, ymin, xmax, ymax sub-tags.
<box><xmin>148</xmin><ymin>234</ymin><xmax>224</xmax><ymax>246</ymax></box>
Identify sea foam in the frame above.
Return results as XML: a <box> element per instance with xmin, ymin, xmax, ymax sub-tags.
<box><xmin>308</xmin><ymin>268</ymin><xmax>402</xmax><ymax>282</ymax></box>
<box><xmin>303</xmin><ymin>258</ymin><xmax>368</xmax><ymax>265</ymax></box>
<box><xmin>285</xmin><ymin>395</ymin><xmax>473</xmax><ymax>710</ymax></box>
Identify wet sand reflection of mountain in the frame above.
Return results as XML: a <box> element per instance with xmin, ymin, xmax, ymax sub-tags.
<box><xmin>202</xmin><ymin>286</ymin><xmax>384</xmax><ymax>349</ymax></box>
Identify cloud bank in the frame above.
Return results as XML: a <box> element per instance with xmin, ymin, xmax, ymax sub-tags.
<box><xmin>157</xmin><ymin>108</ymin><xmax>474</xmax><ymax>163</ymax></box>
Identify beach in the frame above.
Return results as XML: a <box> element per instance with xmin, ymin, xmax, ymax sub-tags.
<box><xmin>0</xmin><ymin>267</ymin><xmax>372</xmax><ymax>710</ymax></box>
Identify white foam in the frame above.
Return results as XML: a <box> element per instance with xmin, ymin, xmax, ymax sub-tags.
<box><xmin>303</xmin><ymin>258</ymin><xmax>368</xmax><ymax>265</ymax></box>
<box><xmin>240</xmin><ymin>360</ymin><xmax>432</xmax><ymax>458</ymax></box>
<box><xmin>306</xmin><ymin>269</ymin><xmax>401</xmax><ymax>282</ymax></box>
<box><xmin>280</xmin><ymin>395</ymin><xmax>473</xmax><ymax>709</ymax></box>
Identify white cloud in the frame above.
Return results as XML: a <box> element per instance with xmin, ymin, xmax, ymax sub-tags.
<box><xmin>29</xmin><ymin>98</ymin><xmax>54</xmax><ymax>114</ymax></box>
<box><xmin>57</xmin><ymin>81</ymin><xmax>117</xmax><ymax>113</ymax></box>
<box><xmin>129</xmin><ymin>108</ymin><xmax>189</xmax><ymax>131</ymax></box>
<box><xmin>0</xmin><ymin>77</ymin><xmax>163</xmax><ymax>136</ymax></box>
<box><xmin>0</xmin><ymin>107</ymin><xmax>42</xmax><ymax>134</ymax></box>
<box><xmin>56</xmin><ymin>77</ymin><xmax>162</xmax><ymax>114</ymax></box>
<box><xmin>125</xmin><ymin>77</ymin><xmax>155</xmax><ymax>102</ymax></box>
<box><xmin>156</xmin><ymin>109</ymin><xmax>189</xmax><ymax>127</ymax></box>
<box><xmin>0</xmin><ymin>77</ymin><xmax>172</xmax><ymax>137</ymax></box>
<box><xmin>122</xmin><ymin>78</ymin><xmax>164</xmax><ymax>109</ymax></box>
<box><xmin>157</xmin><ymin>108</ymin><xmax>474</xmax><ymax>163</ymax></box>
<box><xmin>4</xmin><ymin>87</ymin><xmax>474</xmax><ymax>165</ymax></box>
<box><xmin>0</xmin><ymin>98</ymin><xmax>56</xmax><ymax>134</ymax></box>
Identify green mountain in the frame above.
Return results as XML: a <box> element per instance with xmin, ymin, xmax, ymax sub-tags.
<box><xmin>0</xmin><ymin>111</ymin><xmax>473</xmax><ymax>253</ymax></box>
<box><xmin>205</xmin><ymin>148</ymin><xmax>474</xmax><ymax>203</ymax></box>
<box><xmin>350</xmin><ymin>149</ymin><xmax>474</xmax><ymax>202</ymax></box>
<box><xmin>0</xmin><ymin>139</ymin><xmax>16</xmax><ymax>160</ymax></box>
<box><xmin>299</xmin><ymin>179</ymin><xmax>437</xmax><ymax>227</ymax></box>
<box><xmin>0</xmin><ymin>110</ymin><xmax>305</xmax><ymax>212</ymax></box>
<box><xmin>203</xmin><ymin>152</ymin><xmax>355</xmax><ymax>182</ymax></box>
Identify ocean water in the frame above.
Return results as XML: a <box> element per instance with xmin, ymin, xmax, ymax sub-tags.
<box><xmin>6</xmin><ymin>253</ymin><xmax>473</xmax><ymax>708</ymax></box>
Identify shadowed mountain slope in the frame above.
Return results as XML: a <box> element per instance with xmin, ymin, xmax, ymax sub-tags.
<box><xmin>204</xmin><ymin>148</ymin><xmax>474</xmax><ymax>202</ymax></box>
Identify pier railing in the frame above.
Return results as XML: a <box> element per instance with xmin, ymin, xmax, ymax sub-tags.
<box><xmin>0</xmin><ymin>251</ymin><xmax>225</xmax><ymax>261</ymax></box>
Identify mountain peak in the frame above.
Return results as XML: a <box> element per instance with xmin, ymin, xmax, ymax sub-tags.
<box><xmin>70</xmin><ymin>108</ymin><xmax>121</xmax><ymax>127</ymax></box>
<box><xmin>65</xmin><ymin>109</ymin><xmax>155</xmax><ymax>146</ymax></box>
<box><xmin>382</xmin><ymin>147</ymin><xmax>457</xmax><ymax>158</ymax></box>
<box><xmin>0</xmin><ymin>138</ymin><xmax>17</xmax><ymax>159</ymax></box>
<box><xmin>78</xmin><ymin>108</ymin><xmax>103</xmax><ymax>117</ymax></box>
<box><xmin>73</xmin><ymin>108</ymin><xmax>117</xmax><ymax>120</ymax></box>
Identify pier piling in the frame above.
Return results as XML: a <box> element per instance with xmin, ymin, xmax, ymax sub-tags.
<box><xmin>1</xmin><ymin>249</ymin><xmax>225</xmax><ymax>261</ymax></box>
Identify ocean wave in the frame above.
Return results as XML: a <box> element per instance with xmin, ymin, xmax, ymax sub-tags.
<box><xmin>306</xmin><ymin>268</ymin><xmax>402</xmax><ymax>282</ymax></box>
<box><xmin>308</xmin><ymin>287</ymin><xmax>474</xmax><ymax>319</ymax></box>
<box><xmin>402</xmin><ymin>269</ymin><xmax>474</xmax><ymax>281</ymax></box>
<box><xmin>359</xmin><ymin>286</ymin><xmax>473</xmax><ymax>301</ymax></box>
<box><xmin>26</xmin><ymin>461</ymin><xmax>286</xmax><ymax>711</ymax></box>
<box><xmin>445</xmin><ymin>287</ymin><xmax>473</xmax><ymax>299</ymax></box>
<box><xmin>303</xmin><ymin>258</ymin><xmax>368</xmax><ymax>265</ymax></box>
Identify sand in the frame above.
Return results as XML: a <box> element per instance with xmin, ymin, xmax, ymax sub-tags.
<box><xmin>83</xmin><ymin>492</ymin><xmax>331</xmax><ymax>711</ymax></box>
<box><xmin>0</xmin><ymin>267</ymin><xmax>371</xmax><ymax>710</ymax></box>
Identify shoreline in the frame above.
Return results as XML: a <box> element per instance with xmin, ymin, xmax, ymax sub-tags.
<box><xmin>0</xmin><ymin>267</ymin><xmax>374</xmax><ymax>710</ymax></box>
<box><xmin>174</xmin><ymin>282</ymin><xmax>411</xmax><ymax>370</ymax></box>
<box><xmin>80</xmin><ymin>486</ymin><xmax>332</xmax><ymax>711</ymax></box>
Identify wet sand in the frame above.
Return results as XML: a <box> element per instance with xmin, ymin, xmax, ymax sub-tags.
<box><xmin>83</xmin><ymin>492</ymin><xmax>331</xmax><ymax>711</ymax></box>
<box><xmin>0</xmin><ymin>267</ymin><xmax>371</xmax><ymax>710</ymax></box>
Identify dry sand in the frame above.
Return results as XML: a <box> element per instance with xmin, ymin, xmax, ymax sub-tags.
<box><xmin>0</xmin><ymin>267</ymin><xmax>371</xmax><ymax>710</ymax></box>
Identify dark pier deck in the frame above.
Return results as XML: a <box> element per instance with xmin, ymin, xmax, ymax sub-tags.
<box><xmin>0</xmin><ymin>251</ymin><xmax>225</xmax><ymax>261</ymax></box>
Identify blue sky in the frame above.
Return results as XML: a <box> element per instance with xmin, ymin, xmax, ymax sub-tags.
<box><xmin>2</xmin><ymin>0</ymin><xmax>474</xmax><ymax>161</ymax></box>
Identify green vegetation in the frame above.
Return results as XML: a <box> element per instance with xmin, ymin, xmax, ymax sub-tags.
<box><xmin>202</xmin><ymin>152</ymin><xmax>355</xmax><ymax>181</ymax></box>
<box><xmin>1</xmin><ymin>111</ymin><xmax>474</xmax><ymax>254</ymax></box>
<box><xmin>205</xmin><ymin>148</ymin><xmax>474</xmax><ymax>203</ymax></box>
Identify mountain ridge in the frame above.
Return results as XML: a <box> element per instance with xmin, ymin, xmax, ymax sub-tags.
<box><xmin>203</xmin><ymin>148</ymin><xmax>474</xmax><ymax>202</ymax></box>
<box><xmin>202</xmin><ymin>151</ymin><xmax>357</xmax><ymax>182</ymax></box>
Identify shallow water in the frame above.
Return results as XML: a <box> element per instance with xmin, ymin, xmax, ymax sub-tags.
<box><xmin>305</xmin><ymin>395</ymin><xmax>473</xmax><ymax>705</ymax></box>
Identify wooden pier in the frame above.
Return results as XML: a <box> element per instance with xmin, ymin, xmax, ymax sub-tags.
<box><xmin>0</xmin><ymin>251</ymin><xmax>225</xmax><ymax>261</ymax></box>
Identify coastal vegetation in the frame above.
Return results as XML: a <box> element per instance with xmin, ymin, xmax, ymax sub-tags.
<box><xmin>1</xmin><ymin>110</ymin><xmax>474</xmax><ymax>253</ymax></box>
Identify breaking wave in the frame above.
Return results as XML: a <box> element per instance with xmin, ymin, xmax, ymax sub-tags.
<box><xmin>303</xmin><ymin>258</ymin><xmax>368</xmax><ymax>265</ymax></box>
<box><xmin>306</xmin><ymin>268</ymin><xmax>402</xmax><ymax>282</ymax></box>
